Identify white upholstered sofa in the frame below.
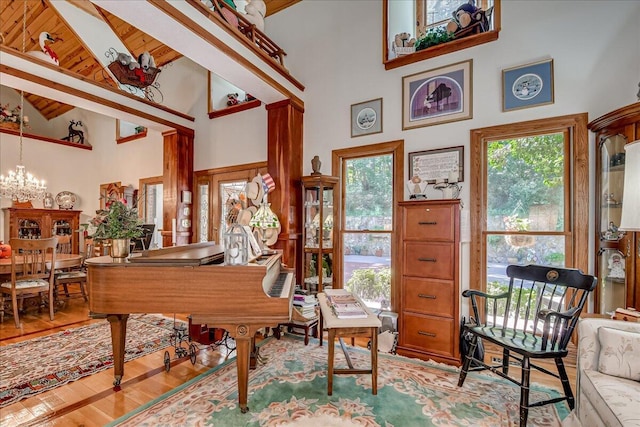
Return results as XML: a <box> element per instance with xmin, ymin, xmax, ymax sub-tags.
<box><xmin>563</xmin><ymin>318</ymin><xmax>640</xmax><ymax>427</ymax></box>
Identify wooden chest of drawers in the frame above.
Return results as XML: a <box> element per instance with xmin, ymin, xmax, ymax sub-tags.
<box><xmin>396</xmin><ymin>200</ymin><xmax>460</xmax><ymax>365</ymax></box>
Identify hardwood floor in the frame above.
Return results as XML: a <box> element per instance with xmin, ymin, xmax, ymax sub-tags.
<box><xmin>0</xmin><ymin>286</ymin><xmax>577</xmax><ymax>426</ymax></box>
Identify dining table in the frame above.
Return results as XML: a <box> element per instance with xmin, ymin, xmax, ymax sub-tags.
<box><xmin>0</xmin><ymin>253</ymin><xmax>83</xmax><ymax>275</ymax></box>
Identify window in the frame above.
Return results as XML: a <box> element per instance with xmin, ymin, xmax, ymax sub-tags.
<box><xmin>470</xmin><ymin>114</ymin><xmax>589</xmax><ymax>298</ymax></box>
<box><xmin>384</xmin><ymin>0</ymin><xmax>500</xmax><ymax>69</ymax></box>
<box><xmin>332</xmin><ymin>141</ymin><xmax>404</xmax><ymax>310</ymax></box>
<box><xmin>194</xmin><ymin>163</ymin><xmax>266</xmax><ymax>244</ymax></box>
<box><xmin>138</xmin><ymin>176</ymin><xmax>163</xmax><ymax>249</ymax></box>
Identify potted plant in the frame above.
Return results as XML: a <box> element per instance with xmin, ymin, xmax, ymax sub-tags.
<box><xmin>88</xmin><ymin>199</ymin><xmax>144</xmax><ymax>262</ymax></box>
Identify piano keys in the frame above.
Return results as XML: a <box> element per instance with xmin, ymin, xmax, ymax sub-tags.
<box><xmin>86</xmin><ymin>242</ymin><xmax>294</xmax><ymax>413</ymax></box>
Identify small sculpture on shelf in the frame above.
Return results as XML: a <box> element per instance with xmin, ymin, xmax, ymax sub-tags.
<box><xmin>605</xmin><ymin>192</ymin><xmax>618</xmax><ymax>205</ymax></box>
<box><xmin>311</xmin><ymin>155</ymin><xmax>322</xmax><ymax>175</ymax></box>
<box><xmin>407</xmin><ymin>175</ymin><xmax>427</xmax><ymax>199</ymax></box>
<box><xmin>227</xmin><ymin>93</ymin><xmax>240</xmax><ymax>106</ymax></box>
<box><xmin>607</xmin><ymin>252</ymin><xmax>625</xmax><ymax>280</ymax></box>
<box><xmin>61</xmin><ymin>120</ymin><xmax>84</xmax><ymax>144</ymax></box>
<box><xmin>603</xmin><ymin>221</ymin><xmax>623</xmax><ymax>241</ymax></box>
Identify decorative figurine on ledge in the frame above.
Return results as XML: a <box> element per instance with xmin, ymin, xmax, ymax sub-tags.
<box><xmin>61</xmin><ymin>120</ymin><xmax>84</xmax><ymax>144</ymax></box>
<box><xmin>607</xmin><ymin>252</ymin><xmax>625</xmax><ymax>280</ymax></box>
<box><xmin>407</xmin><ymin>175</ymin><xmax>427</xmax><ymax>199</ymax></box>
<box><xmin>311</xmin><ymin>155</ymin><xmax>322</xmax><ymax>176</ymax></box>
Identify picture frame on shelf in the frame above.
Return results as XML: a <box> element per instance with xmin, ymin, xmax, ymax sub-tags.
<box><xmin>408</xmin><ymin>146</ymin><xmax>464</xmax><ymax>184</ymax></box>
<box><xmin>502</xmin><ymin>59</ymin><xmax>554</xmax><ymax>112</ymax></box>
<box><xmin>402</xmin><ymin>60</ymin><xmax>472</xmax><ymax>130</ymax></box>
<box><xmin>351</xmin><ymin>98</ymin><xmax>383</xmax><ymax>138</ymax></box>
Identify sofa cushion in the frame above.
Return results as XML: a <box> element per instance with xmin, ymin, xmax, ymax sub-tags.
<box><xmin>581</xmin><ymin>369</ymin><xmax>640</xmax><ymax>427</ymax></box>
<box><xmin>597</xmin><ymin>326</ymin><xmax>640</xmax><ymax>381</ymax></box>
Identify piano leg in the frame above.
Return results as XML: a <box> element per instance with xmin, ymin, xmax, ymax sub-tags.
<box><xmin>236</xmin><ymin>335</ymin><xmax>251</xmax><ymax>413</ymax></box>
<box><xmin>107</xmin><ymin>314</ymin><xmax>129</xmax><ymax>387</ymax></box>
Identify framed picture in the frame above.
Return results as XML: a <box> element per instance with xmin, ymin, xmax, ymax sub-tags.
<box><xmin>402</xmin><ymin>60</ymin><xmax>472</xmax><ymax>130</ymax></box>
<box><xmin>351</xmin><ymin>98</ymin><xmax>383</xmax><ymax>137</ymax></box>
<box><xmin>502</xmin><ymin>59</ymin><xmax>554</xmax><ymax>112</ymax></box>
<box><xmin>408</xmin><ymin>146</ymin><xmax>464</xmax><ymax>184</ymax></box>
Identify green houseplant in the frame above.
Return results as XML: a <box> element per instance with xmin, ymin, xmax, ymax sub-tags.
<box><xmin>89</xmin><ymin>199</ymin><xmax>143</xmax><ymax>262</ymax></box>
<box><xmin>89</xmin><ymin>199</ymin><xmax>144</xmax><ymax>240</ymax></box>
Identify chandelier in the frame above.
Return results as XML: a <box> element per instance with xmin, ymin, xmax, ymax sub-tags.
<box><xmin>0</xmin><ymin>1</ymin><xmax>47</xmax><ymax>202</ymax></box>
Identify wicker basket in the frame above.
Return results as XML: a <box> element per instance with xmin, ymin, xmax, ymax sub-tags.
<box><xmin>108</xmin><ymin>61</ymin><xmax>160</xmax><ymax>89</ymax></box>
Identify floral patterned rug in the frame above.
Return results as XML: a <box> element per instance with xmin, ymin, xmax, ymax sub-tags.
<box><xmin>0</xmin><ymin>314</ymin><xmax>183</xmax><ymax>407</ymax></box>
<box><xmin>109</xmin><ymin>334</ymin><xmax>568</xmax><ymax>427</ymax></box>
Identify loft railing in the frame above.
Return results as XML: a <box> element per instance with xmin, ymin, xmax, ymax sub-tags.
<box><xmin>187</xmin><ymin>0</ymin><xmax>290</xmax><ymax>72</ymax></box>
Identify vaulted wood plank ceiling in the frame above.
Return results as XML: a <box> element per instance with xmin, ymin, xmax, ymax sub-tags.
<box><xmin>0</xmin><ymin>0</ymin><xmax>298</xmax><ymax>121</ymax></box>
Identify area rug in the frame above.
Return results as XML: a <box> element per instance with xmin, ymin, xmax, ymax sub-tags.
<box><xmin>0</xmin><ymin>314</ymin><xmax>184</xmax><ymax>407</ymax></box>
<box><xmin>109</xmin><ymin>334</ymin><xmax>568</xmax><ymax>427</ymax></box>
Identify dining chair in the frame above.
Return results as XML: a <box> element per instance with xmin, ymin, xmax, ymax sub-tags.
<box><xmin>54</xmin><ymin>235</ymin><xmax>89</xmax><ymax>302</ymax></box>
<box><xmin>0</xmin><ymin>237</ymin><xmax>58</xmax><ymax>328</ymax></box>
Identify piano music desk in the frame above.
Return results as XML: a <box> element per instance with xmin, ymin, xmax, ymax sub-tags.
<box><xmin>318</xmin><ymin>292</ymin><xmax>381</xmax><ymax>396</ymax></box>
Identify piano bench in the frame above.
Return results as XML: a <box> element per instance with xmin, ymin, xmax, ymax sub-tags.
<box><xmin>273</xmin><ymin>318</ymin><xmax>319</xmax><ymax>345</ymax></box>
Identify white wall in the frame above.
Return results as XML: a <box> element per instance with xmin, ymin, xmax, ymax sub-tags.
<box><xmin>266</xmin><ymin>0</ymin><xmax>639</xmax><ymax>182</ymax></box>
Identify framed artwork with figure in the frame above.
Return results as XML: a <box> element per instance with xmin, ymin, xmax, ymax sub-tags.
<box><xmin>402</xmin><ymin>60</ymin><xmax>472</xmax><ymax>130</ymax></box>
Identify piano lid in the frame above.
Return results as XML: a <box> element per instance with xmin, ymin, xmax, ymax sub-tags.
<box><xmin>128</xmin><ymin>242</ymin><xmax>225</xmax><ymax>265</ymax></box>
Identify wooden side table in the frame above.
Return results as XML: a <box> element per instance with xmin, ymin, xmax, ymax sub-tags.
<box><xmin>317</xmin><ymin>292</ymin><xmax>382</xmax><ymax>395</ymax></box>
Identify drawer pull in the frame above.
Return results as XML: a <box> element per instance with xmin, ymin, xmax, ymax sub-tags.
<box><xmin>418</xmin><ymin>294</ymin><xmax>436</xmax><ymax>299</ymax></box>
<box><xmin>418</xmin><ymin>331</ymin><xmax>436</xmax><ymax>337</ymax></box>
<box><xmin>418</xmin><ymin>257</ymin><xmax>436</xmax><ymax>262</ymax></box>
<box><xmin>418</xmin><ymin>221</ymin><xmax>437</xmax><ymax>225</ymax></box>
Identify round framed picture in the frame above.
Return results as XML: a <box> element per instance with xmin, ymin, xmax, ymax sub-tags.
<box><xmin>351</xmin><ymin>98</ymin><xmax>383</xmax><ymax>137</ymax></box>
<box><xmin>356</xmin><ymin>107</ymin><xmax>377</xmax><ymax>130</ymax></box>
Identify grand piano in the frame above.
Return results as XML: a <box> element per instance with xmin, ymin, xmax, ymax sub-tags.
<box><xmin>86</xmin><ymin>242</ymin><xmax>294</xmax><ymax>413</ymax></box>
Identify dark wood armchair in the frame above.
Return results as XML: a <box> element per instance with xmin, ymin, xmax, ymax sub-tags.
<box><xmin>457</xmin><ymin>264</ymin><xmax>596</xmax><ymax>426</ymax></box>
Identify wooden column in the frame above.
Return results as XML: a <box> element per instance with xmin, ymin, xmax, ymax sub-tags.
<box><xmin>266</xmin><ymin>99</ymin><xmax>304</xmax><ymax>278</ymax></box>
<box><xmin>162</xmin><ymin>128</ymin><xmax>195</xmax><ymax>247</ymax></box>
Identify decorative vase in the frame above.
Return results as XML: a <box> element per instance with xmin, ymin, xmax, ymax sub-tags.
<box><xmin>109</xmin><ymin>238</ymin><xmax>131</xmax><ymax>262</ymax></box>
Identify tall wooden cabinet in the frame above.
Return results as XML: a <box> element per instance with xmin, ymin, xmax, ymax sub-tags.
<box><xmin>588</xmin><ymin>102</ymin><xmax>640</xmax><ymax>314</ymax></box>
<box><xmin>3</xmin><ymin>208</ymin><xmax>82</xmax><ymax>253</ymax></box>
<box><xmin>396</xmin><ymin>199</ymin><xmax>460</xmax><ymax>365</ymax></box>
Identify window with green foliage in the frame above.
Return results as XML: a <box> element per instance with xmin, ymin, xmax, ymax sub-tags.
<box><xmin>470</xmin><ymin>114</ymin><xmax>589</xmax><ymax>301</ymax></box>
<box><xmin>333</xmin><ymin>141</ymin><xmax>403</xmax><ymax>311</ymax></box>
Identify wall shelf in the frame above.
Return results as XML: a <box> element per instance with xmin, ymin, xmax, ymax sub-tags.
<box><xmin>208</xmin><ymin>99</ymin><xmax>262</xmax><ymax>119</ymax></box>
<box><xmin>116</xmin><ymin>130</ymin><xmax>148</xmax><ymax>144</ymax></box>
<box><xmin>0</xmin><ymin>127</ymin><xmax>92</xmax><ymax>150</ymax></box>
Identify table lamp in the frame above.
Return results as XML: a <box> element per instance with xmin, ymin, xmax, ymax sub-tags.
<box><xmin>249</xmin><ymin>203</ymin><xmax>280</xmax><ymax>254</ymax></box>
<box><xmin>619</xmin><ymin>140</ymin><xmax>640</xmax><ymax>232</ymax></box>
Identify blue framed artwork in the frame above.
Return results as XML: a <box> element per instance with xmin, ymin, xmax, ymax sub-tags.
<box><xmin>502</xmin><ymin>59</ymin><xmax>554</xmax><ymax>112</ymax></box>
<box><xmin>402</xmin><ymin>60</ymin><xmax>472</xmax><ymax>130</ymax></box>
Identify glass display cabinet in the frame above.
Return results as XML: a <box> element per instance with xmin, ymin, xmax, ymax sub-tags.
<box><xmin>597</xmin><ymin>134</ymin><xmax>627</xmax><ymax>315</ymax></box>
<box><xmin>589</xmin><ymin>102</ymin><xmax>640</xmax><ymax>315</ymax></box>
<box><xmin>301</xmin><ymin>174</ymin><xmax>339</xmax><ymax>294</ymax></box>
<box><xmin>598</xmin><ymin>134</ymin><xmax>627</xmax><ymax>313</ymax></box>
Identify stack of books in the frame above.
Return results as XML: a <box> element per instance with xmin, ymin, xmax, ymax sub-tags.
<box><xmin>293</xmin><ymin>293</ymin><xmax>318</xmax><ymax>321</ymax></box>
<box><xmin>325</xmin><ymin>289</ymin><xmax>368</xmax><ymax>319</ymax></box>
